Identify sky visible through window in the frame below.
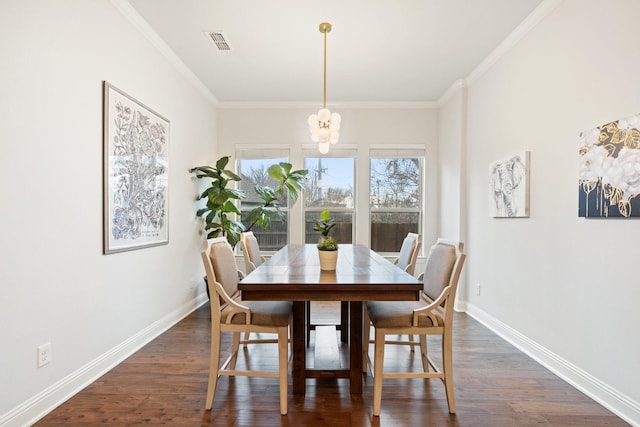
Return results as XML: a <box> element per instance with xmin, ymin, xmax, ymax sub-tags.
<box><xmin>305</xmin><ymin>157</ymin><xmax>353</xmax><ymax>192</ymax></box>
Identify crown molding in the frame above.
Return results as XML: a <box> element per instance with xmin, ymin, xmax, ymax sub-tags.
<box><xmin>466</xmin><ymin>0</ymin><xmax>564</xmax><ymax>87</ymax></box>
<box><xmin>110</xmin><ymin>0</ymin><xmax>218</xmax><ymax>105</ymax></box>
<box><xmin>216</xmin><ymin>101</ymin><xmax>438</xmax><ymax>110</ymax></box>
<box><xmin>437</xmin><ymin>79</ymin><xmax>467</xmax><ymax>106</ymax></box>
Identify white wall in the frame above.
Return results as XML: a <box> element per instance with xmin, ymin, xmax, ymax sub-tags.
<box><xmin>0</xmin><ymin>1</ymin><xmax>215</xmax><ymax>425</ymax></box>
<box><xmin>452</xmin><ymin>0</ymin><xmax>640</xmax><ymax>423</ymax></box>
<box><xmin>437</xmin><ymin>81</ymin><xmax>467</xmax><ymax>245</ymax></box>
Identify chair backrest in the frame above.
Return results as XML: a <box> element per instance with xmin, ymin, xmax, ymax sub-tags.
<box><xmin>240</xmin><ymin>231</ymin><xmax>263</xmax><ymax>273</ymax></box>
<box><xmin>201</xmin><ymin>237</ymin><xmax>240</xmax><ymax>309</ymax></box>
<box><xmin>421</xmin><ymin>239</ymin><xmax>466</xmax><ymax>315</ymax></box>
<box><xmin>396</xmin><ymin>232</ymin><xmax>422</xmax><ymax>276</ymax></box>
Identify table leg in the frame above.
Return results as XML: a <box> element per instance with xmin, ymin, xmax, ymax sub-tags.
<box><xmin>349</xmin><ymin>301</ymin><xmax>363</xmax><ymax>394</ymax></box>
<box><xmin>340</xmin><ymin>301</ymin><xmax>349</xmax><ymax>343</ymax></box>
<box><xmin>292</xmin><ymin>301</ymin><xmax>306</xmax><ymax>394</ymax></box>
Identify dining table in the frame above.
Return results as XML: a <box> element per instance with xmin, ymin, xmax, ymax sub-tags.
<box><xmin>238</xmin><ymin>243</ymin><xmax>423</xmax><ymax>395</ymax></box>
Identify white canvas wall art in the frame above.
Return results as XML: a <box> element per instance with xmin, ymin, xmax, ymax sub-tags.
<box><xmin>489</xmin><ymin>151</ymin><xmax>530</xmax><ymax>218</ymax></box>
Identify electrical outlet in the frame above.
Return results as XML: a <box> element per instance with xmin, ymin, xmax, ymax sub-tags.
<box><xmin>37</xmin><ymin>342</ymin><xmax>51</xmax><ymax>368</ymax></box>
<box><xmin>476</xmin><ymin>283</ymin><xmax>481</xmax><ymax>296</ymax></box>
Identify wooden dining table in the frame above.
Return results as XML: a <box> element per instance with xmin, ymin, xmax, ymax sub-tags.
<box><xmin>238</xmin><ymin>243</ymin><xmax>422</xmax><ymax>395</ymax></box>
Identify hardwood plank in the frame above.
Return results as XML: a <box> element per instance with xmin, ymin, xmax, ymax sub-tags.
<box><xmin>34</xmin><ymin>304</ymin><xmax>630</xmax><ymax>426</ymax></box>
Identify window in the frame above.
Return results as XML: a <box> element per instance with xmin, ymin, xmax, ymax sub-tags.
<box><xmin>370</xmin><ymin>155</ymin><xmax>422</xmax><ymax>252</ymax></box>
<box><xmin>304</xmin><ymin>156</ymin><xmax>355</xmax><ymax>244</ymax></box>
<box><xmin>236</xmin><ymin>155</ymin><xmax>289</xmax><ymax>251</ymax></box>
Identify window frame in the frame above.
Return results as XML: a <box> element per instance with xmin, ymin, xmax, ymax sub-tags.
<box><xmin>369</xmin><ymin>149</ymin><xmax>425</xmax><ymax>255</ymax></box>
<box><xmin>234</xmin><ymin>148</ymin><xmax>292</xmax><ymax>253</ymax></box>
<box><xmin>303</xmin><ymin>149</ymin><xmax>357</xmax><ymax>244</ymax></box>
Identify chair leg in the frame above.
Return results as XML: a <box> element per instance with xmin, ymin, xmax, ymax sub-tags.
<box><xmin>243</xmin><ymin>331</ymin><xmax>251</xmax><ymax>347</ymax></box>
<box><xmin>230</xmin><ymin>332</ymin><xmax>240</xmax><ymax>370</ymax></box>
<box><xmin>419</xmin><ymin>334</ymin><xmax>429</xmax><ymax>372</ymax></box>
<box><xmin>442</xmin><ymin>331</ymin><xmax>456</xmax><ymax>413</ymax></box>
<box><xmin>278</xmin><ymin>327</ymin><xmax>289</xmax><ymax>415</ymax></box>
<box><xmin>205</xmin><ymin>326</ymin><xmax>221</xmax><ymax>410</ymax></box>
<box><xmin>362</xmin><ymin>309</ymin><xmax>371</xmax><ymax>373</ymax></box>
<box><xmin>408</xmin><ymin>334</ymin><xmax>416</xmax><ymax>352</ymax></box>
<box><xmin>372</xmin><ymin>328</ymin><xmax>385</xmax><ymax>416</ymax></box>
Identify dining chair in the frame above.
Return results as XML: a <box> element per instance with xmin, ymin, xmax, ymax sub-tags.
<box><xmin>241</xmin><ymin>231</ymin><xmax>346</xmax><ymax>344</ymax></box>
<box><xmin>382</xmin><ymin>232</ymin><xmax>421</xmax><ymax>350</ymax></box>
<box><xmin>239</xmin><ymin>231</ymin><xmax>266</xmax><ymax>274</ymax></box>
<box><xmin>363</xmin><ymin>238</ymin><xmax>466</xmax><ymax>416</ymax></box>
<box><xmin>201</xmin><ymin>237</ymin><xmax>292</xmax><ymax>415</ymax></box>
<box><xmin>393</xmin><ymin>232</ymin><xmax>421</xmax><ymax>276</ymax></box>
<box><xmin>239</xmin><ymin>231</ymin><xmax>265</xmax><ymax>344</ymax></box>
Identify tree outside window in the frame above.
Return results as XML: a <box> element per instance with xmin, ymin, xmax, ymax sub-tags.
<box><xmin>237</xmin><ymin>157</ymin><xmax>288</xmax><ymax>251</ymax></box>
<box><xmin>370</xmin><ymin>157</ymin><xmax>422</xmax><ymax>252</ymax></box>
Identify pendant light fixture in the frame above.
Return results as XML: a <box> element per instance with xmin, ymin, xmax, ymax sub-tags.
<box><xmin>308</xmin><ymin>22</ymin><xmax>341</xmax><ymax>154</ymax></box>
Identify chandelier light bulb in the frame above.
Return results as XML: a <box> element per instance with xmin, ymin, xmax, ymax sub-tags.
<box><xmin>308</xmin><ymin>114</ymin><xmax>319</xmax><ymax>127</ymax></box>
<box><xmin>318</xmin><ymin>108</ymin><xmax>331</xmax><ymax>122</ymax></box>
<box><xmin>330</xmin><ymin>131</ymin><xmax>339</xmax><ymax>144</ymax></box>
<box><xmin>319</xmin><ymin>141</ymin><xmax>330</xmax><ymax>154</ymax></box>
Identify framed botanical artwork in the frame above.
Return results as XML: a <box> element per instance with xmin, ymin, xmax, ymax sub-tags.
<box><xmin>103</xmin><ymin>82</ymin><xmax>169</xmax><ymax>254</ymax></box>
<box><xmin>489</xmin><ymin>151</ymin><xmax>530</xmax><ymax>218</ymax></box>
<box><xmin>578</xmin><ymin>113</ymin><xmax>640</xmax><ymax>218</ymax></box>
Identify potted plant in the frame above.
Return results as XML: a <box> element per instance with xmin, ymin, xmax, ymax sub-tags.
<box><xmin>189</xmin><ymin>156</ymin><xmax>246</xmax><ymax>248</ymax></box>
<box><xmin>314</xmin><ymin>210</ymin><xmax>338</xmax><ymax>270</ymax></box>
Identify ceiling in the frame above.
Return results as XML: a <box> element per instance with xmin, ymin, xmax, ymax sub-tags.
<box><xmin>126</xmin><ymin>0</ymin><xmax>544</xmax><ymax>104</ymax></box>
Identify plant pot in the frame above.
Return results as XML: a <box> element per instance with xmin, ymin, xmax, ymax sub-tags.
<box><xmin>318</xmin><ymin>249</ymin><xmax>338</xmax><ymax>271</ymax></box>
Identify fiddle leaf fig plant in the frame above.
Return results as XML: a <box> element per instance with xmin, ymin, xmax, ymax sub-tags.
<box><xmin>314</xmin><ymin>210</ymin><xmax>338</xmax><ymax>251</ymax></box>
<box><xmin>244</xmin><ymin>162</ymin><xmax>308</xmax><ymax>232</ymax></box>
<box><xmin>314</xmin><ymin>209</ymin><xmax>336</xmax><ymax>237</ymax></box>
<box><xmin>189</xmin><ymin>156</ymin><xmax>245</xmax><ymax>248</ymax></box>
<box><xmin>191</xmin><ymin>157</ymin><xmax>308</xmax><ymax>247</ymax></box>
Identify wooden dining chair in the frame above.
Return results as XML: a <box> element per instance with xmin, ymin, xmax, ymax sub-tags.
<box><xmin>363</xmin><ymin>238</ymin><xmax>466</xmax><ymax>416</ymax></box>
<box><xmin>379</xmin><ymin>232</ymin><xmax>422</xmax><ymax>350</ymax></box>
<box><xmin>239</xmin><ymin>231</ymin><xmax>266</xmax><ymax>274</ymax></box>
<box><xmin>201</xmin><ymin>237</ymin><xmax>292</xmax><ymax>415</ymax></box>
<box><xmin>240</xmin><ymin>231</ymin><xmax>345</xmax><ymax>344</ymax></box>
<box><xmin>392</xmin><ymin>232</ymin><xmax>421</xmax><ymax>276</ymax></box>
<box><xmin>239</xmin><ymin>231</ymin><xmax>266</xmax><ymax>343</ymax></box>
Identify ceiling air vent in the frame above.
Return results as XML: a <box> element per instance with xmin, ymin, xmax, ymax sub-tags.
<box><xmin>206</xmin><ymin>32</ymin><xmax>231</xmax><ymax>51</ymax></box>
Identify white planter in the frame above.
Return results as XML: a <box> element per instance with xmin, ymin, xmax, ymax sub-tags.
<box><xmin>318</xmin><ymin>249</ymin><xmax>338</xmax><ymax>271</ymax></box>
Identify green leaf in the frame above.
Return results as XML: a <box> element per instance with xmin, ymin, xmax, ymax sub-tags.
<box><xmin>215</xmin><ymin>156</ymin><xmax>230</xmax><ymax>170</ymax></box>
<box><xmin>223</xmin><ymin>169</ymin><xmax>242</xmax><ymax>181</ymax></box>
<box><xmin>255</xmin><ymin>185</ymin><xmax>277</xmax><ymax>204</ymax></box>
<box><xmin>220</xmin><ymin>200</ymin><xmax>241</xmax><ymax>215</ymax></box>
<box><xmin>285</xmin><ymin>182</ymin><xmax>299</xmax><ymax>204</ymax></box>
<box><xmin>245</xmin><ymin>207</ymin><xmax>265</xmax><ymax>226</ymax></box>
<box><xmin>206</xmin><ymin>229</ymin><xmax>222</xmax><ymax>239</ymax></box>
<box><xmin>279</xmin><ymin>162</ymin><xmax>293</xmax><ymax>175</ymax></box>
<box><xmin>225</xmin><ymin>188</ymin><xmax>245</xmax><ymax>200</ymax></box>
<box><xmin>267</xmin><ymin>163</ymin><xmax>285</xmax><ymax>181</ymax></box>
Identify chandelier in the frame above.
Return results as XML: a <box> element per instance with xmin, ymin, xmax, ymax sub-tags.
<box><xmin>308</xmin><ymin>22</ymin><xmax>341</xmax><ymax>154</ymax></box>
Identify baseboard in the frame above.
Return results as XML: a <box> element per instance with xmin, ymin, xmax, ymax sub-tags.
<box><xmin>0</xmin><ymin>293</ymin><xmax>209</xmax><ymax>427</ymax></box>
<box><xmin>456</xmin><ymin>300</ymin><xmax>640</xmax><ymax>426</ymax></box>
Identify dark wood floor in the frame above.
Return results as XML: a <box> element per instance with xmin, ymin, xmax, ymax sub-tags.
<box><xmin>36</xmin><ymin>302</ymin><xmax>628</xmax><ymax>426</ymax></box>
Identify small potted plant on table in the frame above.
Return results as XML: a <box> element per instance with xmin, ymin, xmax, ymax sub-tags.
<box><xmin>314</xmin><ymin>210</ymin><xmax>338</xmax><ymax>270</ymax></box>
